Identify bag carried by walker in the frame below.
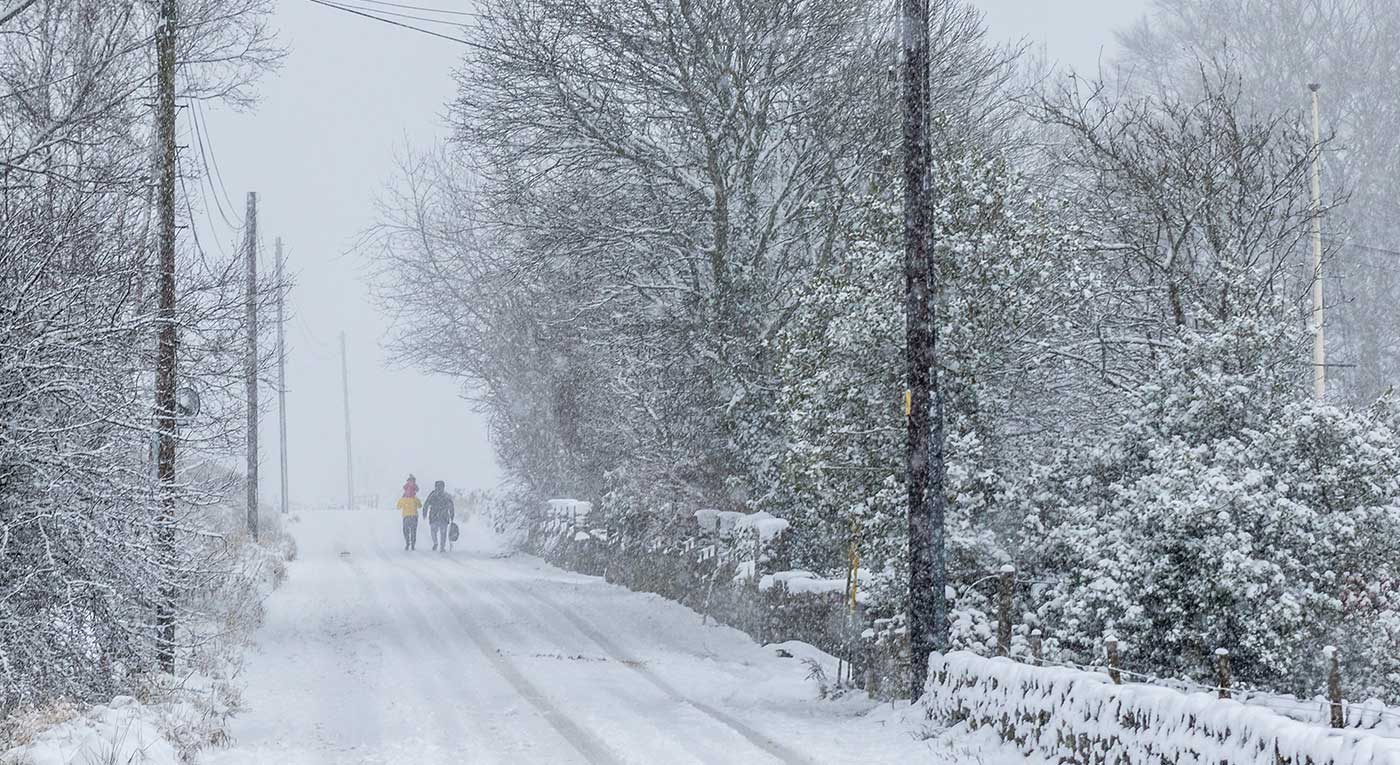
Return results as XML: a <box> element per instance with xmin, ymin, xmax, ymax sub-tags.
<box><xmin>448</xmin><ymin>522</ymin><xmax>460</xmax><ymax>542</ymax></box>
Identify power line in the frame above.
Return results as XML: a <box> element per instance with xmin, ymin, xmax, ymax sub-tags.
<box><xmin>293</xmin><ymin>314</ymin><xmax>338</xmax><ymax>362</ymax></box>
<box><xmin>178</xmin><ymin>170</ymin><xmax>219</xmax><ymax>264</ymax></box>
<box><xmin>1347</xmin><ymin>242</ymin><xmax>1400</xmax><ymax>258</ymax></box>
<box><xmin>354</xmin><ymin>0</ymin><xmax>487</xmax><ymax>18</ymax></box>
<box><xmin>303</xmin><ymin>0</ymin><xmax>606</xmax><ymax>80</ymax></box>
<box><xmin>187</xmin><ymin>100</ymin><xmax>242</xmax><ymax>233</ymax></box>
<box><xmin>1322</xmin><ymin>234</ymin><xmax>1400</xmax><ymax>258</ymax></box>
<box><xmin>192</xmin><ymin>99</ymin><xmax>243</xmax><ymax>227</ymax></box>
<box><xmin>174</xmin><ymin>111</ymin><xmax>242</xmax><ymax>267</ymax></box>
<box><xmin>180</xmin><ymin>108</ymin><xmax>244</xmax><ymax>266</ymax></box>
<box><xmin>334</xmin><ymin>1</ymin><xmax>475</xmax><ymax>28</ymax></box>
<box><xmin>303</xmin><ymin>0</ymin><xmax>482</xmax><ymax>47</ymax></box>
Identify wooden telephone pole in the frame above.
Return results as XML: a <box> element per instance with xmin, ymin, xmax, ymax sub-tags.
<box><xmin>244</xmin><ymin>192</ymin><xmax>259</xmax><ymax>541</ymax></box>
<box><xmin>340</xmin><ymin>331</ymin><xmax>354</xmax><ymax>511</ymax></box>
<box><xmin>153</xmin><ymin>0</ymin><xmax>179</xmax><ymax>674</ymax></box>
<box><xmin>275</xmin><ymin>239</ymin><xmax>289</xmax><ymax>514</ymax></box>
<box><xmin>902</xmin><ymin>0</ymin><xmax>948</xmax><ymax>699</ymax></box>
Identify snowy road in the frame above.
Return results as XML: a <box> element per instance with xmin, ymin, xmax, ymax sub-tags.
<box><xmin>202</xmin><ymin>510</ymin><xmax>1036</xmax><ymax>764</ymax></box>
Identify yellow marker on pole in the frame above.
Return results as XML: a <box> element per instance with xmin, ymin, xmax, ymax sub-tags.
<box><xmin>904</xmin><ymin>389</ymin><xmax>911</xmax><ymax>417</ymax></box>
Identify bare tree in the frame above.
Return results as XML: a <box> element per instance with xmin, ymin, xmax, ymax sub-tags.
<box><xmin>0</xmin><ymin>0</ymin><xmax>282</xmax><ymax>715</ymax></box>
<box><xmin>1115</xmin><ymin>0</ymin><xmax>1400</xmax><ymax>401</ymax></box>
<box><xmin>1033</xmin><ymin>64</ymin><xmax>1335</xmax><ymax>397</ymax></box>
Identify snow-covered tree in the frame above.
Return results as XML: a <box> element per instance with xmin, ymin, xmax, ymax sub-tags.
<box><xmin>1034</xmin><ymin>65</ymin><xmax>1328</xmax><ymax>392</ymax></box>
<box><xmin>1115</xmin><ymin>0</ymin><xmax>1400</xmax><ymax>403</ymax></box>
<box><xmin>758</xmin><ymin>144</ymin><xmax>1080</xmax><ymax>624</ymax></box>
<box><xmin>1034</xmin><ymin>321</ymin><xmax>1400</xmax><ymax>699</ymax></box>
<box><xmin>0</xmin><ymin>0</ymin><xmax>280</xmax><ymax>715</ymax></box>
<box><xmin>372</xmin><ymin>0</ymin><xmax>1023</xmax><ymax>526</ymax></box>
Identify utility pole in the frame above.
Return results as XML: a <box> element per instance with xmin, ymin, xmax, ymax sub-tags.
<box><xmin>244</xmin><ymin>192</ymin><xmax>259</xmax><ymax>541</ymax></box>
<box><xmin>340</xmin><ymin>331</ymin><xmax>354</xmax><ymax>511</ymax></box>
<box><xmin>902</xmin><ymin>0</ymin><xmax>947</xmax><ymax>699</ymax></box>
<box><xmin>275</xmin><ymin>238</ymin><xmax>289</xmax><ymax>515</ymax></box>
<box><xmin>1308</xmin><ymin>82</ymin><xmax>1326</xmax><ymax>400</ymax></box>
<box><xmin>152</xmin><ymin>0</ymin><xmax>179</xmax><ymax>675</ymax></box>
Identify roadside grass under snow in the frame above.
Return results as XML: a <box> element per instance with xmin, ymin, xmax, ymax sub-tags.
<box><xmin>2</xmin><ymin>507</ymin><xmax>297</xmax><ymax>765</ymax></box>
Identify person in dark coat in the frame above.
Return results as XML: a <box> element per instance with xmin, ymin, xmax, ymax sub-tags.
<box><xmin>424</xmin><ymin>480</ymin><xmax>455</xmax><ymax>552</ymax></box>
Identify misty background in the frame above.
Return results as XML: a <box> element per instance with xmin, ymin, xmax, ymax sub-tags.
<box><xmin>202</xmin><ymin>0</ymin><xmax>1149</xmax><ymax>508</ymax></box>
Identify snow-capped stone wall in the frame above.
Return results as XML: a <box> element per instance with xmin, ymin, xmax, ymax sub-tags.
<box><xmin>922</xmin><ymin>652</ymin><xmax>1400</xmax><ymax>765</ymax></box>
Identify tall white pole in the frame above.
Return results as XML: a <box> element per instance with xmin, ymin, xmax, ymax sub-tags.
<box><xmin>275</xmin><ymin>239</ymin><xmax>289</xmax><ymax>514</ymax></box>
<box><xmin>1309</xmin><ymin>83</ymin><xmax>1326</xmax><ymax>400</ymax></box>
<box><xmin>340</xmin><ymin>331</ymin><xmax>354</xmax><ymax>511</ymax></box>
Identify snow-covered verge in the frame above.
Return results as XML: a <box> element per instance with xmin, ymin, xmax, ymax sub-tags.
<box><xmin>1</xmin><ymin>508</ymin><xmax>297</xmax><ymax>764</ymax></box>
<box><xmin>529</xmin><ymin>504</ymin><xmax>877</xmax><ymax>673</ymax></box>
<box><xmin>1</xmin><ymin>697</ymin><xmax>177</xmax><ymax>765</ymax></box>
<box><xmin>921</xmin><ymin>651</ymin><xmax>1400</xmax><ymax>765</ymax></box>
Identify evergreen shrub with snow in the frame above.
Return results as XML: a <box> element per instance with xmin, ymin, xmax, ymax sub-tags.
<box><xmin>759</xmin><ymin>146</ymin><xmax>1074</xmax><ymax>632</ymax></box>
<box><xmin>1033</xmin><ymin>323</ymin><xmax>1400</xmax><ymax>701</ymax></box>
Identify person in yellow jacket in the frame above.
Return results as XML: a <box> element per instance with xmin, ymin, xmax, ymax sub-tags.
<box><xmin>396</xmin><ymin>487</ymin><xmax>423</xmax><ymax>551</ymax></box>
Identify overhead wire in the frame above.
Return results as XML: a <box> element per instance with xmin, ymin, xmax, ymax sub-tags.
<box><xmin>192</xmin><ymin>99</ymin><xmax>244</xmax><ymax>228</ymax></box>
<box><xmin>187</xmin><ymin>100</ymin><xmax>242</xmax><ymax>235</ymax></box>
<box><xmin>293</xmin><ymin>314</ymin><xmax>337</xmax><ymax>362</ymax></box>
<box><xmin>1327</xmin><ymin>236</ymin><xmax>1400</xmax><ymax>258</ymax></box>
<box><xmin>352</xmin><ymin>0</ymin><xmax>489</xmax><ymax>18</ymax></box>
<box><xmin>174</xmin><ymin>105</ymin><xmax>236</xmax><ymax>266</ymax></box>
<box><xmin>303</xmin><ymin>0</ymin><xmax>485</xmax><ymax>48</ymax></box>
<box><xmin>179</xmin><ymin>164</ymin><xmax>241</xmax><ymax>271</ymax></box>
<box><xmin>187</xmin><ymin>102</ymin><xmax>250</xmax><ymax>269</ymax></box>
<box><xmin>331</xmin><ymin>0</ymin><xmax>481</xmax><ymax>28</ymax></box>
<box><xmin>178</xmin><ymin>171</ymin><xmax>212</xmax><ymax>262</ymax></box>
<box><xmin>301</xmin><ymin>0</ymin><xmax>607</xmax><ymax>81</ymax></box>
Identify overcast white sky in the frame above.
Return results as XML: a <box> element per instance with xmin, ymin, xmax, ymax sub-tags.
<box><xmin>201</xmin><ymin>0</ymin><xmax>1148</xmax><ymax>509</ymax></box>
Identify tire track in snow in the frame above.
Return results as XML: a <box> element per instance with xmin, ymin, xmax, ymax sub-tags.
<box><xmin>283</xmin><ymin>536</ymin><xmax>388</xmax><ymax>756</ymax></box>
<box><xmin>378</xmin><ymin>550</ymin><xmax>623</xmax><ymax>765</ymax></box>
<box><xmin>364</xmin><ymin>541</ymin><xmax>578</xmax><ymax>762</ymax></box>
<box><xmin>417</xmin><ymin>556</ymin><xmax>742</xmax><ymax>764</ymax></box>
<box><xmin>339</xmin><ymin>542</ymin><xmax>491</xmax><ymax>754</ymax></box>
<box><xmin>446</xmin><ymin>555</ymin><xmax>813</xmax><ymax>765</ymax></box>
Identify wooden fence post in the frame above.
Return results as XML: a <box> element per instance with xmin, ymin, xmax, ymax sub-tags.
<box><xmin>1105</xmin><ymin>635</ymin><xmax>1121</xmax><ymax>685</ymax></box>
<box><xmin>1326</xmin><ymin>646</ymin><xmax>1344</xmax><ymax>728</ymax></box>
<box><xmin>1215</xmin><ymin>648</ymin><xmax>1231</xmax><ymax>700</ymax></box>
<box><xmin>997</xmin><ymin>564</ymin><xmax>1015</xmax><ymax>658</ymax></box>
<box><xmin>1030</xmin><ymin>629</ymin><xmax>1043</xmax><ymax>666</ymax></box>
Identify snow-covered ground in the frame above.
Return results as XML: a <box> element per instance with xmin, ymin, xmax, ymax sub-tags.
<box><xmin>196</xmin><ymin>509</ymin><xmax>1040</xmax><ymax>764</ymax></box>
<box><xmin>2</xmin><ymin>697</ymin><xmax>177</xmax><ymax>765</ymax></box>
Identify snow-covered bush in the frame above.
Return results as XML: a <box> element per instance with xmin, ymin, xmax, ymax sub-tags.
<box><xmin>1033</xmin><ymin>323</ymin><xmax>1400</xmax><ymax>700</ymax></box>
